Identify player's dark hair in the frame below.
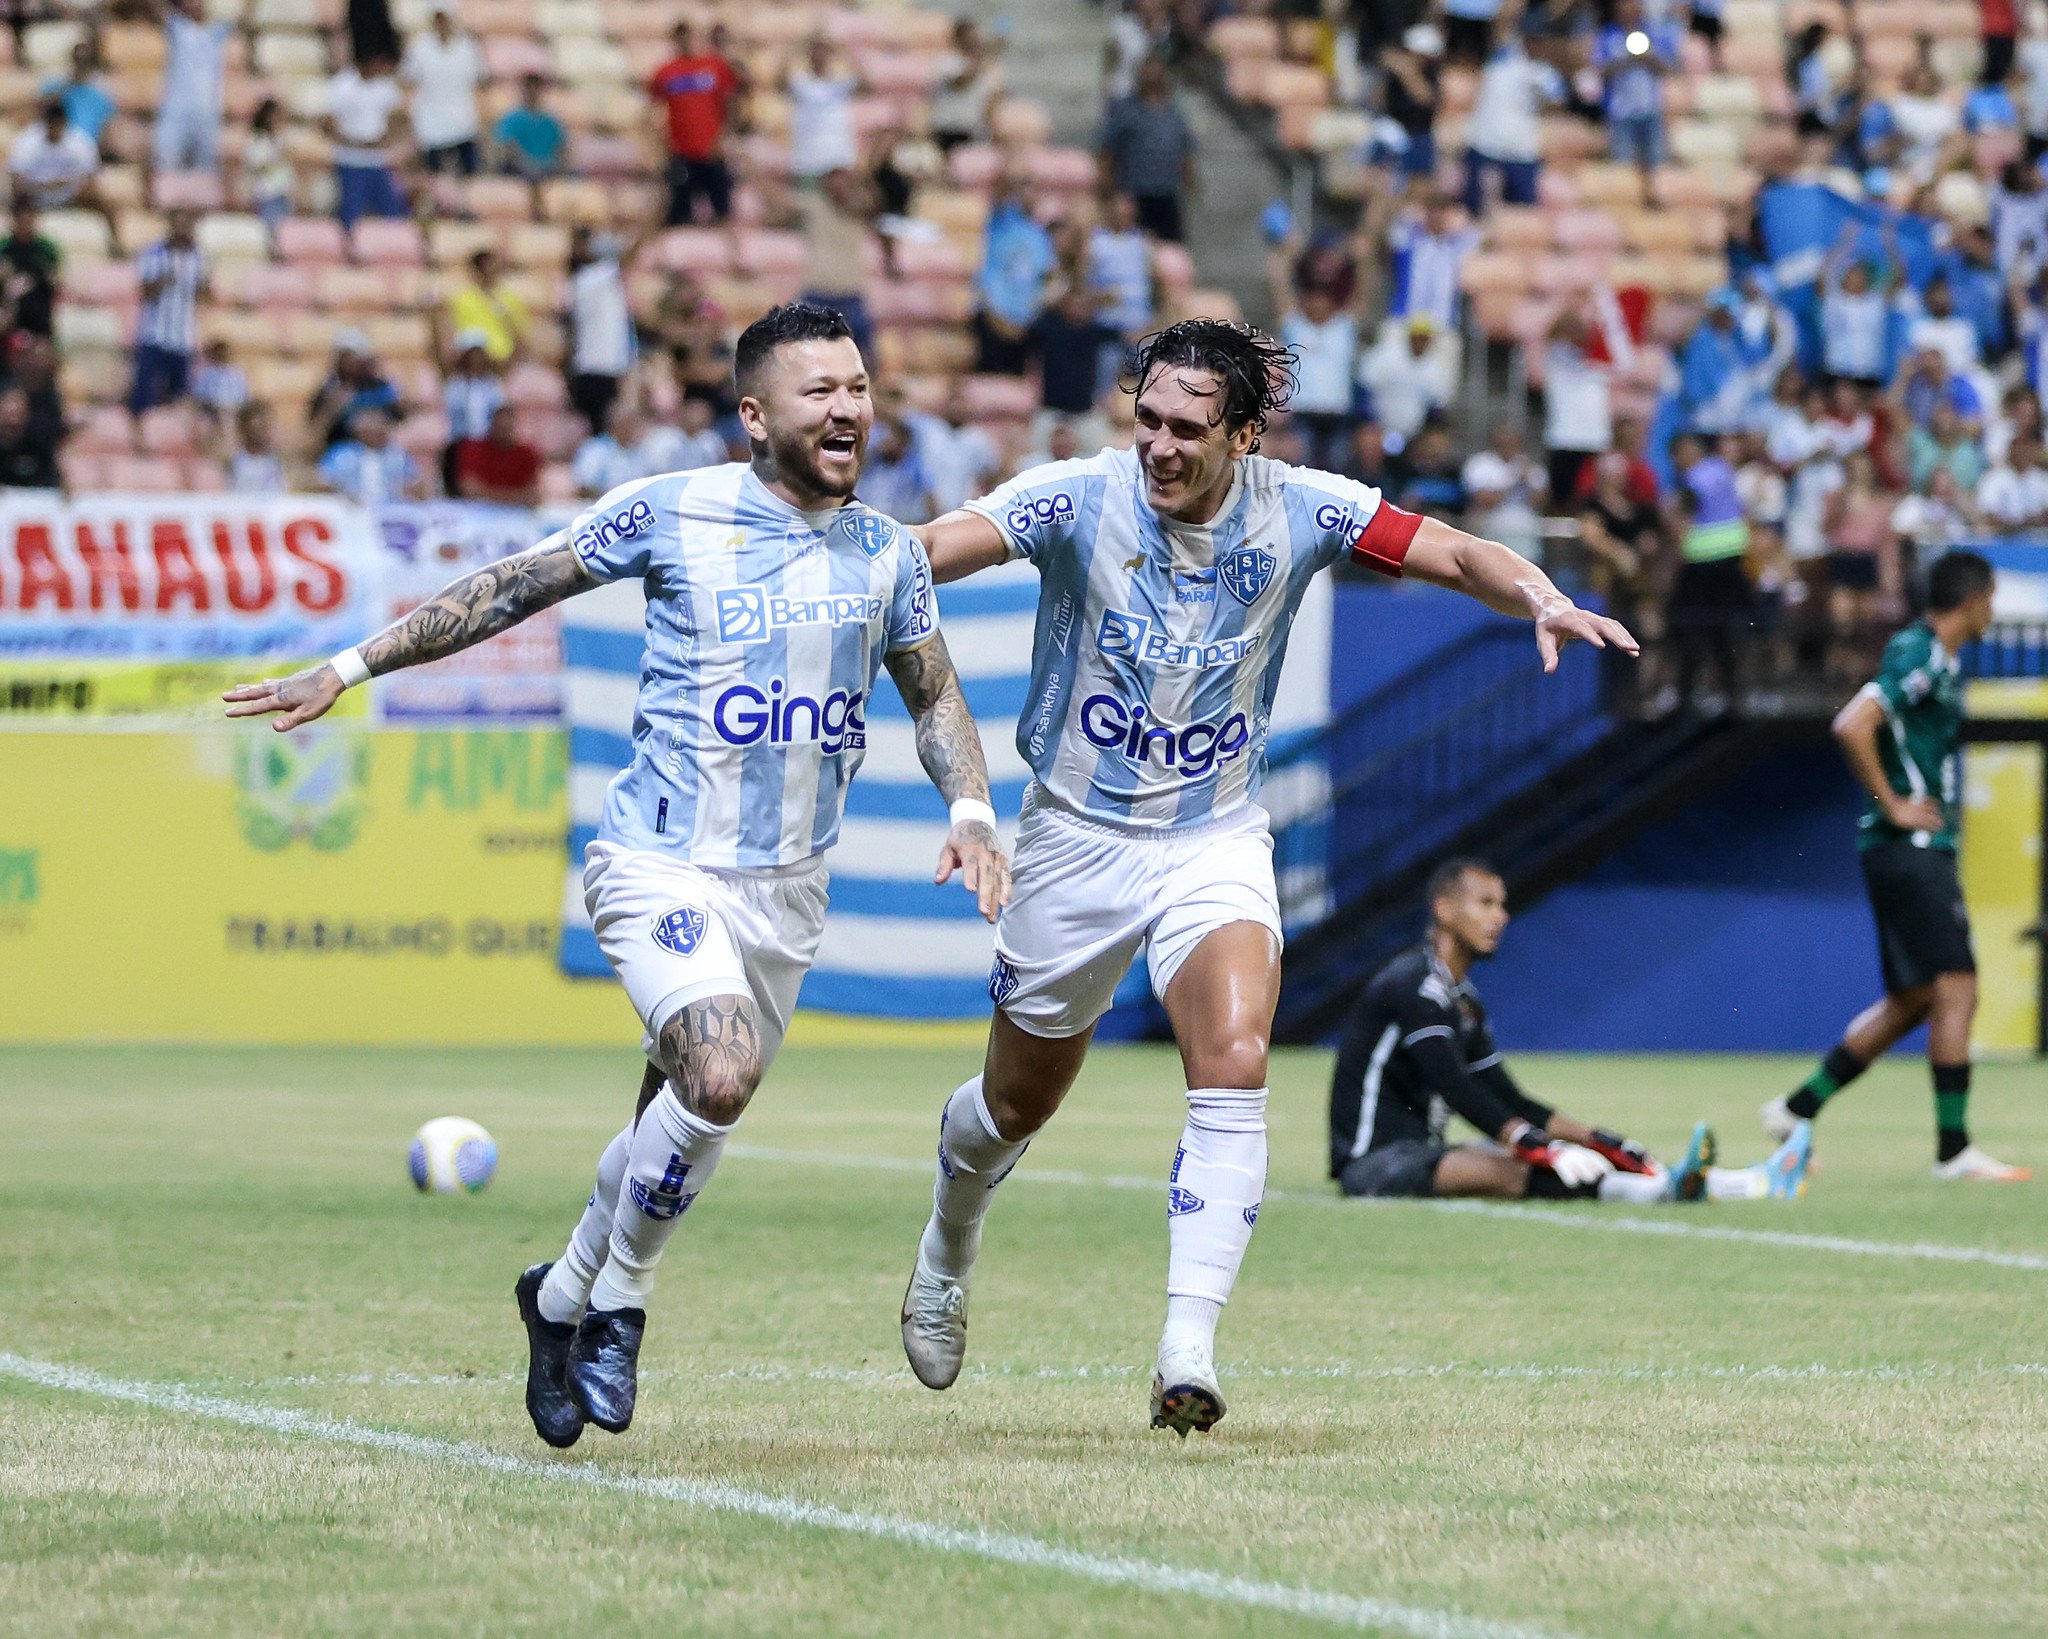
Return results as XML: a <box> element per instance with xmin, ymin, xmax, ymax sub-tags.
<box><xmin>1120</xmin><ymin>319</ymin><xmax>1297</xmax><ymax>452</ymax></box>
<box><xmin>733</xmin><ymin>302</ymin><xmax>856</xmax><ymax>399</ymax></box>
<box><xmin>1925</xmin><ymin>549</ymin><xmax>1994</xmax><ymax>612</ymax></box>
<box><xmin>1426</xmin><ymin>857</ymin><xmax>1498</xmax><ymax>915</ymax></box>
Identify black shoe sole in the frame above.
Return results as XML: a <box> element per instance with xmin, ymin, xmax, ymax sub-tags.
<box><xmin>1151</xmin><ymin>1382</ymin><xmax>1225</xmax><ymax>1438</ymax></box>
<box><xmin>514</xmin><ymin>1265</ymin><xmax>585</xmax><ymax>1450</ymax></box>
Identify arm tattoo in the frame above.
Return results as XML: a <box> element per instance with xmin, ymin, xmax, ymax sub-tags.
<box><xmin>885</xmin><ymin>632</ymin><xmax>992</xmax><ymax>807</ymax></box>
<box><xmin>358</xmin><ymin>539</ymin><xmax>590</xmax><ymax>677</ymax></box>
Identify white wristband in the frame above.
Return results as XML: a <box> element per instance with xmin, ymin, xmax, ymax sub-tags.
<box><xmin>948</xmin><ymin>797</ymin><xmax>997</xmax><ymax>833</ymax></box>
<box><xmin>328</xmin><ymin>647</ymin><xmax>371</xmax><ymax>689</ymax></box>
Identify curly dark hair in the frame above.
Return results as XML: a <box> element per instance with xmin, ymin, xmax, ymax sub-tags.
<box><xmin>1119</xmin><ymin>319</ymin><xmax>1298</xmax><ymax>453</ymax></box>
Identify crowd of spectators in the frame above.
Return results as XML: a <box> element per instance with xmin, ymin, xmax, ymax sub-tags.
<box><xmin>0</xmin><ymin>0</ymin><xmax>1228</xmax><ymax>507</ymax></box>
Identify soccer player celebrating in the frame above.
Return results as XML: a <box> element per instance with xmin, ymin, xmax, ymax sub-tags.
<box><xmin>1330</xmin><ymin>858</ymin><xmax>1812</xmax><ymax>1204</ymax></box>
<box><xmin>895</xmin><ymin>319</ymin><xmax>1638</xmax><ymax>1436</ymax></box>
<box><xmin>225</xmin><ymin>304</ymin><xmax>1012</xmax><ymax>1446</ymax></box>
<box><xmin>1764</xmin><ymin>550</ymin><xmax>2028</xmax><ymax>1182</ymax></box>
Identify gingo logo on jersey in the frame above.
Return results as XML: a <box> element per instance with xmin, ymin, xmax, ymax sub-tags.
<box><xmin>1095</xmin><ymin>609</ymin><xmax>1259</xmax><ymax>669</ymax></box>
<box><xmin>714</xmin><ymin>586</ymin><xmax>887</xmax><ymax>645</ymax></box>
<box><xmin>1313</xmin><ymin>501</ymin><xmax>1359</xmax><ymax>538</ymax></box>
<box><xmin>712</xmin><ymin>680</ymin><xmax>868</xmax><ymax>754</ymax></box>
<box><xmin>571</xmin><ymin>497</ymin><xmax>655</xmax><ymax>566</ymax></box>
<box><xmin>1005</xmin><ymin>491</ymin><xmax>1076</xmax><ymax>537</ymax></box>
<box><xmin>1078</xmin><ymin>693</ymin><xmax>1251</xmax><ymax>776</ymax></box>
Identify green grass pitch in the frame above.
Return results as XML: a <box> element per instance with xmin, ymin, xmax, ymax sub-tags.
<box><xmin>3</xmin><ymin>1041</ymin><xmax>2045</xmax><ymax>1637</ymax></box>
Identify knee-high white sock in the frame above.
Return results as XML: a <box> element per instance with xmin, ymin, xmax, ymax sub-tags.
<box><xmin>586</xmin><ymin>1085</ymin><xmax>732</xmax><ymax>1313</ymax></box>
<box><xmin>536</xmin><ymin>1123</ymin><xmax>631</xmax><ymax>1324</ymax></box>
<box><xmin>1705</xmin><ymin>1165</ymin><xmax>1770</xmax><ymax>1201</ymax></box>
<box><xmin>1161</xmin><ymin>1087</ymin><xmax>1268</xmax><ymax>1361</ymax></box>
<box><xmin>1596</xmin><ymin>1169</ymin><xmax>1674</xmax><ymax>1205</ymax></box>
<box><xmin>919</xmin><ymin>1076</ymin><xmax>1028</xmax><ymax>1282</ymax></box>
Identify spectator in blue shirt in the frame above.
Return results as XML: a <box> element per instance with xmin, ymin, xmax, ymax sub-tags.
<box><xmin>1964</xmin><ymin>79</ymin><xmax>2020</xmax><ymax>134</ymax></box>
<box><xmin>1894</xmin><ymin>347</ymin><xmax>1984</xmax><ymax>430</ymax></box>
<box><xmin>973</xmin><ymin>180</ymin><xmax>1055</xmax><ymax>375</ymax></box>
<box><xmin>43</xmin><ymin>40</ymin><xmax>115</xmax><ymax>152</ymax></box>
<box><xmin>858</xmin><ymin>406</ymin><xmax>939</xmax><ymax>524</ymax></box>
<box><xmin>493</xmin><ymin>75</ymin><xmax>565</xmax><ymax>182</ymax></box>
<box><xmin>317</xmin><ymin>408</ymin><xmax>429</xmax><ymax>504</ymax></box>
<box><xmin>1939</xmin><ymin>223</ymin><xmax>2011</xmax><ymax>358</ymax></box>
<box><xmin>1595</xmin><ymin>0</ymin><xmax>1678</xmax><ymax>196</ymax></box>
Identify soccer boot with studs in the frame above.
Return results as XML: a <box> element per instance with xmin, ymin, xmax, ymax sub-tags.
<box><xmin>1150</xmin><ymin>1340</ymin><xmax>1226</xmax><ymax>1438</ymax></box>
<box><xmin>567</xmin><ymin>1306</ymin><xmax>646</xmax><ymax>1433</ymax></box>
<box><xmin>900</xmin><ymin>1250</ymin><xmax>970</xmax><ymax>1390</ymax></box>
<box><xmin>513</xmin><ymin>1262</ymin><xmax>586</xmax><ymax>1449</ymax></box>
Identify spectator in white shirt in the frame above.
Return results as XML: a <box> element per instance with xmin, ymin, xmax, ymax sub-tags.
<box><xmin>9</xmin><ymin>97</ymin><xmax>109</xmax><ymax>223</ymax></box>
<box><xmin>1908</xmin><ymin>276</ymin><xmax>1982</xmax><ymax>373</ymax></box>
<box><xmin>227</xmin><ymin>401</ymin><xmax>287</xmax><ymax>494</ymax></box>
<box><xmin>1977</xmin><ymin>432</ymin><xmax>2048</xmax><ymax>530</ymax></box>
<box><xmin>1272</xmin><ymin>266</ymin><xmax>1360</xmax><ymax>471</ymax></box>
<box><xmin>931</xmin><ymin>17</ymin><xmax>1004</xmax><ymax>152</ymax></box>
<box><xmin>149</xmin><ymin>0</ymin><xmax>231</xmax><ymax>174</ymax></box>
<box><xmin>1357</xmin><ymin>313</ymin><xmax>1456</xmax><ymax>444</ymax></box>
<box><xmin>908</xmin><ymin>384</ymin><xmax>1000</xmax><ymax>513</ymax></box>
<box><xmin>1087</xmin><ymin>190</ymin><xmax>1154</xmax><ymax>337</ymax></box>
<box><xmin>1541</xmin><ymin>305</ymin><xmax>1616</xmax><ymax>498</ymax></box>
<box><xmin>403</xmin><ymin>8</ymin><xmax>484</xmax><ymax>175</ymax></box>
<box><xmin>322</xmin><ymin>55</ymin><xmax>408</xmax><ymax>230</ymax></box>
<box><xmin>1460</xmin><ymin>421</ymin><xmax>1546</xmax><ymax>557</ymax></box>
<box><xmin>786</xmin><ymin>35</ymin><xmax>858</xmax><ymax>182</ymax></box>
<box><xmin>564</xmin><ymin>219</ymin><xmax>659</xmax><ymax>433</ymax></box>
<box><xmin>1820</xmin><ymin>230</ymin><xmax>1898</xmax><ymax>385</ymax></box>
<box><xmin>129</xmin><ymin>208</ymin><xmax>208</xmax><ymax>416</ymax></box>
<box><xmin>672</xmin><ymin>395</ymin><xmax>729</xmax><ymax>468</ymax></box>
<box><xmin>318</xmin><ymin>407</ymin><xmax>428</xmax><ymax>504</ymax></box>
<box><xmin>572</xmin><ymin>399</ymin><xmax>688</xmax><ymax>496</ymax></box>
<box><xmin>1462</xmin><ymin>27</ymin><xmax>1564</xmax><ymax>214</ymax></box>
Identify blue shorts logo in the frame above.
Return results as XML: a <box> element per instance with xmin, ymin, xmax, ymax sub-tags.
<box><xmin>1242</xmin><ymin>1203</ymin><xmax>1260</xmax><ymax>1227</ymax></box>
<box><xmin>1167</xmin><ymin>1186</ymin><xmax>1205</xmax><ymax>1216</ymax></box>
<box><xmin>652</xmin><ymin>905</ymin><xmax>707</xmax><ymax>956</ymax></box>
<box><xmin>847</xmin><ymin>512</ymin><xmax>896</xmax><ymax>559</ymax></box>
<box><xmin>1097</xmin><ymin>607</ymin><xmax>1149</xmax><ymax>659</ymax></box>
<box><xmin>988</xmin><ymin>953</ymin><xmax>1020</xmax><ymax>1008</ymax></box>
<box><xmin>716</xmin><ymin>586</ymin><xmax>768</xmax><ymax>644</ymax></box>
<box><xmin>1219</xmin><ymin>545</ymin><xmax>1276</xmax><ymax>604</ymax></box>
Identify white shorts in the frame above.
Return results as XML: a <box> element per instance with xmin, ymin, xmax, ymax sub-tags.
<box><xmin>991</xmin><ymin>788</ymin><xmax>1283</xmax><ymax>1039</ymax></box>
<box><xmin>582</xmin><ymin>841</ymin><xmax>829</xmax><ymax>1071</ymax></box>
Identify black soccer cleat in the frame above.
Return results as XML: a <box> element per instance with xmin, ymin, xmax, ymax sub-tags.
<box><xmin>567</xmin><ymin>1305</ymin><xmax>646</xmax><ymax>1433</ymax></box>
<box><xmin>513</xmin><ymin>1262</ymin><xmax>585</xmax><ymax>1449</ymax></box>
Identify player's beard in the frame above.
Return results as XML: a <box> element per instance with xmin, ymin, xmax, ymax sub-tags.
<box><xmin>757</xmin><ymin>419</ymin><xmax>865</xmax><ymax>505</ymax></box>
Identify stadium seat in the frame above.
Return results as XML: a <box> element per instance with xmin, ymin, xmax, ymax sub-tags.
<box><xmin>352</xmin><ymin>218</ymin><xmax>427</xmax><ymax>266</ymax></box>
<box><xmin>656</xmin><ymin>229</ymin><xmax>736</xmax><ymax>277</ymax></box>
<box><xmin>276</xmin><ymin>218</ymin><xmax>348</xmax><ymax>264</ymax></box>
<box><xmin>197</xmin><ymin>214</ymin><xmax>272</xmax><ymax>263</ymax></box>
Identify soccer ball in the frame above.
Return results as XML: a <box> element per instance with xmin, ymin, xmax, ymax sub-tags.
<box><xmin>408</xmin><ymin>1117</ymin><xmax>498</xmax><ymax>1195</ymax></box>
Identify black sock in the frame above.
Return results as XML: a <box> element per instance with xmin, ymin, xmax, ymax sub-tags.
<box><xmin>1933</xmin><ymin>1063</ymin><xmax>1971</xmax><ymax>1162</ymax></box>
<box><xmin>1787</xmin><ymin>1043</ymin><xmax>1868</xmax><ymax>1121</ymax></box>
<box><xmin>1524</xmin><ymin>1168</ymin><xmax>1598</xmax><ymax>1201</ymax></box>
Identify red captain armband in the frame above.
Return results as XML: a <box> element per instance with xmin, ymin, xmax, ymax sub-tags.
<box><xmin>1349</xmin><ymin>503</ymin><xmax>1423</xmax><ymax>577</ymax></box>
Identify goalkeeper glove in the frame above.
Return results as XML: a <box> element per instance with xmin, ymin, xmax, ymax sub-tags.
<box><xmin>1507</xmin><ymin>1122</ymin><xmax>1615</xmax><ymax>1189</ymax></box>
<box><xmin>1586</xmin><ymin>1128</ymin><xmax>1658</xmax><ymax>1176</ymax></box>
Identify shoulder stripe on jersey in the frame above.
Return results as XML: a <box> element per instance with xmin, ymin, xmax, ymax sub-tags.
<box><xmin>1466</xmin><ymin>1051</ymin><xmax>1503</xmax><ymax>1071</ymax></box>
<box><xmin>1403</xmin><ymin>1024</ymin><xmax>1454</xmax><ymax>1045</ymax></box>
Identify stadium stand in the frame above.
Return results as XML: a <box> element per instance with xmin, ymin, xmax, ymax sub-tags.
<box><xmin>0</xmin><ymin>0</ymin><xmax>1238</xmax><ymax>506</ymax></box>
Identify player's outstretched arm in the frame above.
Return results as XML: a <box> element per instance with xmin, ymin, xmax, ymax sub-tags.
<box><xmin>884</xmin><ymin>630</ymin><xmax>1012</xmax><ymax>923</ymax></box>
<box><xmin>911</xmin><ymin>510</ymin><xmax>1011</xmax><ymax>585</ymax></box>
<box><xmin>1400</xmin><ymin>516</ymin><xmax>1640</xmax><ymax>673</ymax></box>
<box><xmin>223</xmin><ymin>537</ymin><xmax>594</xmax><ymax>731</ymax></box>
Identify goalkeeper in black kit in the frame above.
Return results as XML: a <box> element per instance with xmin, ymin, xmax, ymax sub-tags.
<box><xmin>1328</xmin><ymin>859</ymin><xmax>1813</xmax><ymax>1204</ymax></box>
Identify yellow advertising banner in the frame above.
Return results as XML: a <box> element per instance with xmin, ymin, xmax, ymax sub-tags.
<box><xmin>1962</xmin><ymin>741</ymin><xmax>2043</xmax><ymax>1057</ymax></box>
<box><xmin>0</xmin><ymin>726</ymin><xmax>634</xmax><ymax>1045</ymax></box>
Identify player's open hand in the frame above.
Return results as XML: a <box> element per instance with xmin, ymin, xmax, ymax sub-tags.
<box><xmin>1533</xmin><ymin>601</ymin><xmax>1640</xmax><ymax>674</ymax></box>
<box><xmin>935</xmin><ymin>819</ymin><xmax>1012</xmax><ymax>923</ymax></box>
<box><xmin>222</xmin><ymin>663</ymin><xmax>346</xmax><ymax>731</ymax></box>
<box><xmin>1884</xmin><ymin>793</ymin><xmax>1945</xmax><ymax>834</ymax></box>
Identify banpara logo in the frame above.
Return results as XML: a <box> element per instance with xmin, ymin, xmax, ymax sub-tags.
<box><xmin>1097</xmin><ymin>607</ymin><xmax>1149</xmax><ymax>659</ymax></box>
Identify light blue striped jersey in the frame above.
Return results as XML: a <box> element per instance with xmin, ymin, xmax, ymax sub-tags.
<box><xmin>966</xmin><ymin>446</ymin><xmax>1386</xmax><ymax>830</ymax></box>
<box><xmin>566</xmin><ymin>462</ymin><xmax>937</xmax><ymax>868</ymax></box>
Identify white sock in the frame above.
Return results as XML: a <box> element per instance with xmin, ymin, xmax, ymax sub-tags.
<box><xmin>1161</xmin><ymin>1087</ymin><xmax>1268</xmax><ymax>1362</ymax></box>
<box><xmin>1706</xmin><ymin>1165</ymin><xmax>1770</xmax><ymax>1201</ymax></box>
<box><xmin>536</xmin><ymin>1123</ymin><xmax>631</xmax><ymax>1324</ymax></box>
<box><xmin>586</xmin><ymin>1084</ymin><xmax>732</xmax><ymax>1313</ymax></box>
<box><xmin>1596</xmin><ymin>1169</ymin><xmax>1674</xmax><ymax>1205</ymax></box>
<box><xmin>919</xmin><ymin>1076</ymin><xmax>1027</xmax><ymax>1282</ymax></box>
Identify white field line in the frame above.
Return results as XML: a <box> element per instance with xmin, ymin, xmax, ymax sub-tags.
<box><xmin>245</xmin><ymin>1362</ymin><xmax>2048</xmax><ymax>1390</ymax></box>
<box><xmin>729</xmin><ymin>1145</ymin><xmax>2048</xmax><ymax>1273</ymax></box>
<box><xmin>0</xmin><ymin>1353</ymin><xmax>1572</xmax><ymax>1639</ymax></box>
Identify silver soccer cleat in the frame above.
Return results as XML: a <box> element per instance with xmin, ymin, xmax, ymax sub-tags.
<box><xmin>900</xmin><ymin>1252</ymin><xmax>970</xmax><ymax>1389</ymax></box>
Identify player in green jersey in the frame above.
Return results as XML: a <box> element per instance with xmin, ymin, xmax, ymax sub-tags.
<box><xmin>1764</xmin><ymin>551</ymin><xmax>2029</xmax><ymax>1181</ymax></box>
